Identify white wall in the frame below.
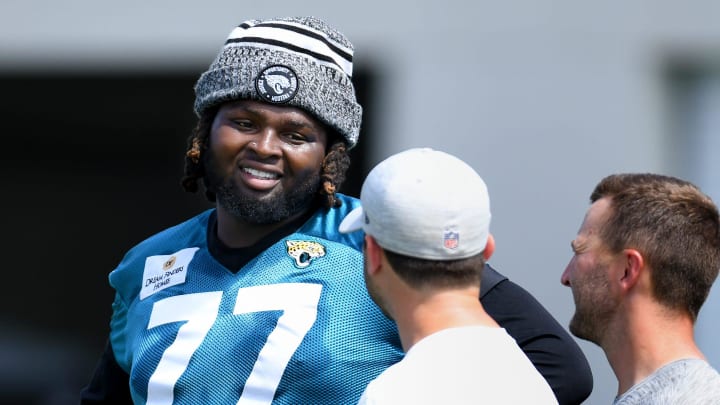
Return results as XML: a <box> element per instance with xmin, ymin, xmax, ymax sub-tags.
<box><xmin>3</xmin><ymin>1</ymin><xmax>720</xmax><ymax>403</ymax></box>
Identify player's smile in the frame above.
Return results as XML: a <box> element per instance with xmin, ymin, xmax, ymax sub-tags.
<box><xmin>239</xmin><ymin>164</ymin><xmax>282</xmax><ymax>192</ymax></box>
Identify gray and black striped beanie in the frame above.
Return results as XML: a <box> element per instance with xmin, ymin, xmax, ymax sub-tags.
<box><xmin>194</xmin><ymin>16</ymin><xmax>362</xmax><ymax>148</ymax></box>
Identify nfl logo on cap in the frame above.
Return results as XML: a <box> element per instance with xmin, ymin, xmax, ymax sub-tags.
<box><xmin>443</xmin><ymin>230</ymin><xmax>459</xmax><ymax>250</ymax></box>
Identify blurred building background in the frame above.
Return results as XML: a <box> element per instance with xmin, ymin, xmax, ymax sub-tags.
<box><xmin>1</xmin><ymin>1</ymin><xmax>719</xmax><ymax>404</ymax></box>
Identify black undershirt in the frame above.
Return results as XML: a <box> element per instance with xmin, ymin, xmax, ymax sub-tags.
<box><xmin>206</xmin><ymin>208</ymin><xmax>317</xmax><ymax>273</ymax></box>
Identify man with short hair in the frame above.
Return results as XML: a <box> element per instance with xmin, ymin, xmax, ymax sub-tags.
<box><xmin>341</xmin><ymin>148</ymin><xmax>558</xmax><ymax>404</ymax></box>
<box><xmin>562</xmin><ymin>173</ymin><xmax>720</xmax><ymax>404</ymax></box>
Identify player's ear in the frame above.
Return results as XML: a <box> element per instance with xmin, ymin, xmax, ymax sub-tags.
<box><xmin>364</xmin><ymin>235</ymin><xmax>383</xmax><ymax>275</ymax></box>
<box><xmin>619</xmin><ymin>248</ymin><xmax>644</xmax><ymax>291</ymax></box>
<box><xmin>482</xmin><ymin>233</ymin><xmax>495</xmax><ymax>261</ymax></box>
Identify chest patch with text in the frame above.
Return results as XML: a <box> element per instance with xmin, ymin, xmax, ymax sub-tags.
<box><xmin>140</xmin><ymin>247</ymin><xmax>199</xmax><ymax>300</ymax></box>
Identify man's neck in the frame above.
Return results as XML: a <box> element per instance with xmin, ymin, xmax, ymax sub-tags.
<box><xmin>603</xmin><ymin>304</ymin><xmax>703</xmax><ymax>396</ymax></box>
<box><xmin>393</xmin><ymin>288</ymin><xmax>499</xmax><ymax>352</ymax></box>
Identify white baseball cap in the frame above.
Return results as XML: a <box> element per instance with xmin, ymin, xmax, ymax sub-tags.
<box><xmin>339</xmin><ymin>148</ymin><xmax>491</xmax><ymax>260</ymax></box>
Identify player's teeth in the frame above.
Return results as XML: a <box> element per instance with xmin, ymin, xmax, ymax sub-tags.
<box><xmin>244</xmin><ymin>167</ymin><xmax>278</xmax><ymax>179</ymax></box>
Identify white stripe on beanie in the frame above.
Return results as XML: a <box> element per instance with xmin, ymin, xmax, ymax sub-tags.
<box><xmin>226</xmin><ymin>20</ymin><xmax>354</xmax><ymax>77</ymax></box>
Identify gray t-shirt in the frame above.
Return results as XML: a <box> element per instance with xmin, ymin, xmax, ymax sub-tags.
<box><xmin>614</xmin><ymin>358</ymin><xmax>720</xmax><ymax>405</ymax></box>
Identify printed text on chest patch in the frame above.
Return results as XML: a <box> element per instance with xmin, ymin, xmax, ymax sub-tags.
<box><xmin>140</xmin><ymin>247</ymin><xmax>199</xmax><ymax>300</ymax></box>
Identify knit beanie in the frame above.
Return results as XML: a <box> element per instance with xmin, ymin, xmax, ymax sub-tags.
<box><xmin>194</xmin><ymin>16</ymin><xmax>362</xmax><ymax>148</ymax></box>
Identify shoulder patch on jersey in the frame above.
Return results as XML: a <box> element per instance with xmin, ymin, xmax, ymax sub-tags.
<box><xmin>285</xmin><ymin>240</ymin><xmax>326</xmax><ymax>268</ymax></box>
<box><xmin>140</xmin><ymin>247</ymin><xmax>199</xmax><ymax>300</ymax></box>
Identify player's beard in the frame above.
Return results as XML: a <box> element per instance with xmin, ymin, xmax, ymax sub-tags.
<box><xmin>204</xmin><ymin>157</ymin><xmax>321</xmax><ymax>225</ymax></box>
<box><xmin>568</xmin><ymin>265</ymin><xmax>618</xmax><ymax>345</ymax></box>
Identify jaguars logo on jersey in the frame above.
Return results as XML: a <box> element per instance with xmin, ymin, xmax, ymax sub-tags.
<box><xmin>285</xmin><ymin>240</ymin><xmax>326</xmax><ymax>268</ymax></box>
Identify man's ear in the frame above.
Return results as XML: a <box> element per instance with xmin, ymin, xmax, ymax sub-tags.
<box><xmin>482</xmin><ymin>233</ymin><xmax>496</xmax><ymax>261</ymax></box>
<box><xmin>364</xmin><ymin>234</ymin><xmax>384</xmax><ymax>275</ymax></box>
<box><xmin>619</xmin><ymin>248</ymin><xmax>644</xmax><ymax>291</ymax></box>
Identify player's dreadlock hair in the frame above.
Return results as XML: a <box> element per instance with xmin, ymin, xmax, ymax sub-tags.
<box><xmin>181</xmin><ymin>107</ymin><xmax>351</xmax><ymax>209</ymax></box>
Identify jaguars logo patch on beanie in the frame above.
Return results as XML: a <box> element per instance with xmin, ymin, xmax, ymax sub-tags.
<box><xmin>256</xmin><ymin>65</ymin><xmax>298</xmax><ymax>104</ymax></box>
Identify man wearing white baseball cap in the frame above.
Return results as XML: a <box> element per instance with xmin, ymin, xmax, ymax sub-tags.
<box><xmin>341</xmin><ymin>148</ymin><xmax>558</xmax><ymax>404</ymax></box>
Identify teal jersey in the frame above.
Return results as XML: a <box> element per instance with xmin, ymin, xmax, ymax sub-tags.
<box><xmin>108</xmin><ymin>194</ymin><xmax>403</xmax><ymax>404</ymax></box>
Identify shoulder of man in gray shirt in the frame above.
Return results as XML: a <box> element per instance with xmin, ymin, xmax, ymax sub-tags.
<box><xmin>614</xmin><ymin>358</ymin><xmax>720</xmax><ymax>405</ymax></box>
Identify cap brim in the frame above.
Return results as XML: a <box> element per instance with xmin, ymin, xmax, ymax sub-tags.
<box><xmin>338</xmin><ymin>206</ymin><xmax>365</xmax><ymax>233</ymax></box>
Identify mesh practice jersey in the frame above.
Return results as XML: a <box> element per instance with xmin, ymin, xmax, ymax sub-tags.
<box><xmin>108</xmin><ymin>194</ymin><xmax>403</xmax><ymax>404</ymax></box>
